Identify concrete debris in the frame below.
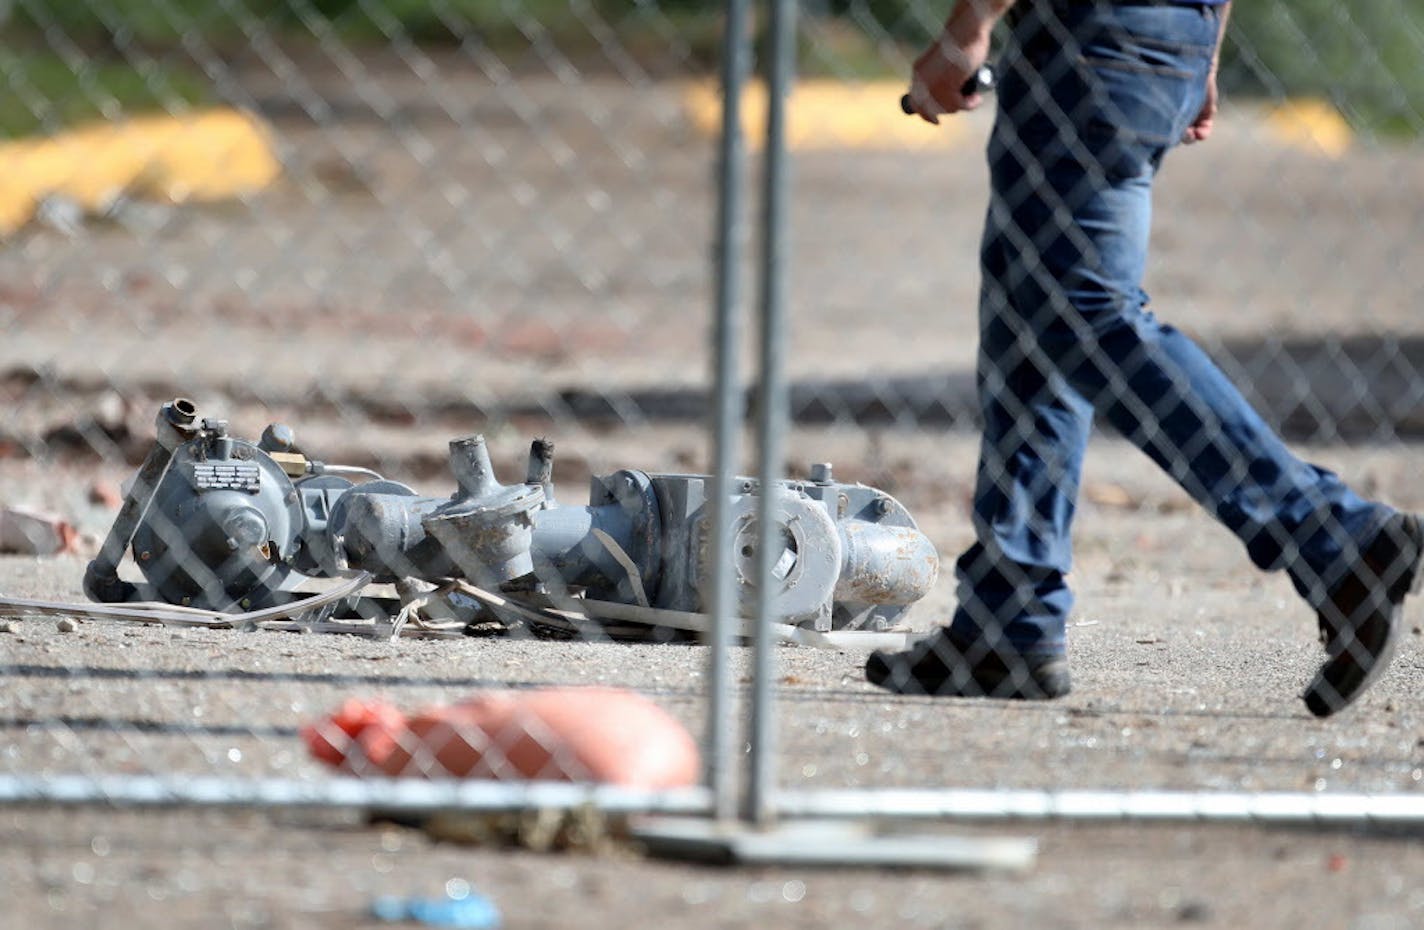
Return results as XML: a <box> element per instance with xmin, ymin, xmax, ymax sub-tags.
<box><xmin>40</xmin><ymin>391</ymin><xmax>135</xmax><ymax>459</ymax></box>
<box><xmin>0</xmin><ymin>505</ymin><xmax>80</xmax><ymax>555</ymax></box>
<box><xmin>88</xmin><ymin>480</ymin><xmax>124</xmax><ymax>509</ymax></box>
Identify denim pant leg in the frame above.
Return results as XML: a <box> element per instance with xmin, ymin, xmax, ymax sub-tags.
<box><xmin>947</xmin><ymin>216</ymin><xmax>1095</xmax><ymax>658</ymax></box>
<box><xmin>950</xmin><ymin>2</ymin><xmax>1390</xmax><ymax>654</ymax></box>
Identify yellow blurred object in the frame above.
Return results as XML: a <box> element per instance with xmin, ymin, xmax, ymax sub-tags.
<box><xmin>683</xmin><ymin>81</ymin><xmax>1358</xmax><ymax>160</ymax></box>
<box><xmin>682</xmin><ymin>79</ymin><xmax>975</xmax><ymax>152</ymax></box>
<box><xmin>1263</xmin><ymin>98</ymin><xmax>1353</xmax><ymax>158</ymax></box>
<box><xmin>0</xmin><ymin>108</ymin><xmax>281</xmax><ymax>234</ymax></box>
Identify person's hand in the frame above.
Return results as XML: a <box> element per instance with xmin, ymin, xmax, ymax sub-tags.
<box><xmin>905</xmin><ymin>1</ymin><xmax>1001</xmax><ymax>124</ymax></box>
<box><xmin>1183</xmin><ymin>70</ymin><xmax>1219</xmax><ymax>144</ymax></box>
<box><xmin>1186</xmin><ymin>2</ymin><xmax>1231</xmax><ymax>143</ymax></box>
<box><xmin>906</xmin><ymin>34</ymin><xmax>990</xmax><ymax>124</ymax></box>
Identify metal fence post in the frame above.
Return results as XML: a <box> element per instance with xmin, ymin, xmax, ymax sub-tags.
<box><xmin>748</xmin><ymin>0</ymin><xmax>798</xmax><ymax>827</ymax></box>
<box><xmin>707</xmin><ymin>0</ymin><xmax>754</xmax><ymax>823</ymax></box>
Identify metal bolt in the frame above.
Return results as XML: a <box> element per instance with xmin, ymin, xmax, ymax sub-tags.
<box><xmin>260</xmin><ymin>423</ymin><xmax>297</xmax><ymax>452</ymax></box>
<box><xmin>810</xmin><ymin>462</ymin><xmax>833</xmax><ymax>485</ymax></box>
<box><xmin>139</xmin><ymin>550</ymin><xmax>152</xmax><ymax>561</ymax></box>
<box><xmin>240</xmin><ymin>598</ymin><xmax>251</xmax><ymax>609</ymax></box>
<box><xmin>875</xmin><ymin>497</ymin><xmax>893</xmax><ymax>517</ymax></box>
<box><xmin>740</xmin><ymin>480</ymin><xmax>754</xmax><ymax>493</ymax></box>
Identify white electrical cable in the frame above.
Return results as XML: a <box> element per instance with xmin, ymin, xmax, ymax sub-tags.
<box><xmin>315</xmin><ymin>464</ymin><xmax>385</xmax><ymax>483</ymax></box>
<box><xmin>451</xmin><ymin>580</ymin><xmax>917</xmax><ymax>652</ymax></box>
<box><xmin>0</xmin><ymin>572</ymin><xmax>373</xmax><ymax>629</ymax></box>
<box><xmin>0</xmin><ymin>570</ymin><xmax>914</xmax><ymax>650</ymax></box>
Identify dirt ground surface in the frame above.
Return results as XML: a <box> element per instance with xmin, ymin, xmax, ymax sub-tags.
<box><xmin>4</xmin><ymin>432</ymin><xmax>1424</xmax><ymax>930</ymax></box>
<box><xmin>6</xmin><ymin>805</ymin><xmax>1424</xmax><ymax>930</ymax></box>
<box><xmin>4</xmin><ymin>59</ymin><xmax>1424</xmax><ymax>930</ymax></box>
<box><xmin>4</xmin><ymin>60</ymin><xmax>1424</xmax><ymax>412</ymax></box>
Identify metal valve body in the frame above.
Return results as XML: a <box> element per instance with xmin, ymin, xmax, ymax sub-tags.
<box><xmin>88</xmin><ymin>400</ymin><xmax>939</xmax><ymax>631</ymax></box>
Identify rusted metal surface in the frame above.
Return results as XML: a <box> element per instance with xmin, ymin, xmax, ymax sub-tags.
<box><xmin>836</xmin><ymin>521</ymin><xmax>939</xmax><ymax>605</ymax></box>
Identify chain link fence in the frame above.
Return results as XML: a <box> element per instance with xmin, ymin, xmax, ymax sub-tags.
<box><xmin>5</xmin><ymin>0</ymin><xmax>1424</xmax><ymax>925</ymax></box>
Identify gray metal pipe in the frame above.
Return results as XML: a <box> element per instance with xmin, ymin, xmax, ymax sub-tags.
<box><xmin>530</xmin><ymin>503</ymin><xmax>644</xmax><ymax>589</ymax></box>
<box><xmin>526</xmin><ymin>438</ymin><xmax>556</xmax><ymax>501</ymax></box>
<box><xmin>84</xmin><ymin>398</ymin><xmax>200</xmax><ymax>603</ymax></box>
<box><xmin>448</xmin><ymin>436</ymin><xmax>499</xmax><ymax>499</ymax></box>
<box><xmin>337</xmin><ymin>492</ymin><xmax>456</xmax><ymax>580</ymax></box>
<box><xmin>335</xmin><ymin>493</ymin><xmax>645</xmax><ymax>593</ymax></box>
<box><xmin>836</xmin><ymin>522</ymin><xmax>940</xmax><ymax>605</ymax></box>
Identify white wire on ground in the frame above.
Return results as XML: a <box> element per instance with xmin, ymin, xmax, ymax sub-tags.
<box><xmin>453</xmin><ymin>580</ymin><xmax>917</xmax><ymax>652</ymax></box>
<box><xmin>0</xmin><ymin>572</ymin><xmax>373</xmax><ymax>630</ymax></box>
<box><xmin>0</xmin><ymin>570</ymin><xmax>915</xmax><ymax>649</ymax></box>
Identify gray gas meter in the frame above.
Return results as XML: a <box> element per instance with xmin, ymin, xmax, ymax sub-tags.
<box><xmin>85</xmin><ymin>399</ymin><xmax>939</xmax><ymax>634</ymax></box>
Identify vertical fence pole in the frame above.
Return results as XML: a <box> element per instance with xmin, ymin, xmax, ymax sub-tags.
<box><xmin>707</xmin><ymin>0</ymin><xmax>753</xmax><ymax>823</ymax></box>
<box><xmin>748</xmin><ymin>0</ymin><xmax>797</xmax><ymax>826</ymax></box>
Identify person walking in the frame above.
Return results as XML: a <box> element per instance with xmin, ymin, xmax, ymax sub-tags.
<box><xmin>865</xmin><ymin>0</ymin><xmax>1422</xmax><ymax>716</ymax></box>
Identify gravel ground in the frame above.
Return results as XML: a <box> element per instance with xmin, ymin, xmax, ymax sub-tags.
<box><xmin>6</xmin><ymin>805</ymin><xmax>1424</xmax><ymax>930</ymax></box>
<box><xmin>4</xmin><ymin>433</ymin><xmax>1424</xmax><ymax>929</ymax></box>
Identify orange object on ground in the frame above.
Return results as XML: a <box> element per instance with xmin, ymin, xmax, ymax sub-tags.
<box><xmin>302</xmin><ymin>687</ymin><xmax>700</xmax><ymax>789</ymax></box>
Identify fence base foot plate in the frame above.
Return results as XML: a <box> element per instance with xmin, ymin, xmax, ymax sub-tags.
<box><xmin>628</xmin><ymin>816</ymin><xmax>1037</xmax><ymax>871</ymax></box>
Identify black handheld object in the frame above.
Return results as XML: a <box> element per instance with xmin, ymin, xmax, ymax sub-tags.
<box><xmin>900</xmin><ymin>64</ymin><xmax>996</xmax><ymax>115</ymax></box>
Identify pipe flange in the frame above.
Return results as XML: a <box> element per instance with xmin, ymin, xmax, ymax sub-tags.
<box><xmin>722</xmin><ymin>485</ymin><xmax>841</xmax><ymax>628</ymax></box>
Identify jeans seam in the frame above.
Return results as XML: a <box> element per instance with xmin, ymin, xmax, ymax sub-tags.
<box><xmin>1101</xmin><ymin>33</ymin><xmax>1214</xmax><ymax>57</ymax></box>
<box><xmin>1080</xmin><ymin>55</ymin><xmax>1196</xmax><ymax>80</ymax></box>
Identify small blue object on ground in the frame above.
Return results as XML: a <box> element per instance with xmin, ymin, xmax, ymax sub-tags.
<box><xmin>370</xmin><ymin>891</ymin><xmax>502</xmax><ymax>929</ymax></box>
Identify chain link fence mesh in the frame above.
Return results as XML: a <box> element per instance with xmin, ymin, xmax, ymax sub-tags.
<box><xmin>4</xmin><ymin>0</ymin><xmax>1424</xmax><ymax>924</ymax></box>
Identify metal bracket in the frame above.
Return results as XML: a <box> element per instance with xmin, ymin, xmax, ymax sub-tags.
<box><xmin>628</xmin><ymin>816</ymin><xmax>1038</xmax><ymax>871</ymax></box>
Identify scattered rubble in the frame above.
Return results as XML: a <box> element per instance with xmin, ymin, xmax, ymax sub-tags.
<box><xmin>0</xmin><ymin>505</ymin><xmax>80</xmax><ymax>555</ymax></box>
<box><xmin>87</xmin><ymin>480</ymin><xmax>124</xmax><ymax>509</ymax></box>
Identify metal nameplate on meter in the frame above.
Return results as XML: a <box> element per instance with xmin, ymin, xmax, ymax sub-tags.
<box><xmin>191</xmin><ymin>462</ymin><xmax>261</xmax><ymax>493</ymax></box>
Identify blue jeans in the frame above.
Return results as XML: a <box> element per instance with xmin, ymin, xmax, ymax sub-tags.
<box><xmin>948</xmin><ymin>1</ymin><xmax>1390</xmax><ymax>656</ymax></box>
